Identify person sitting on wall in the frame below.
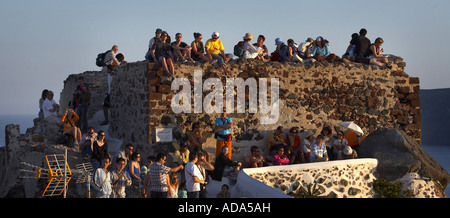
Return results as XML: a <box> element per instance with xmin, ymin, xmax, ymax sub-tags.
<box><xmin>267</xmin><ymin>126</ymin><xmax>287</xmax><ymax>159</ymax></box>
<box><xmin>188</xmin><ymin>122</ymin><xmax>210</xmax><ymax>163</ymax></box>
<box><xmin>273</xmin><ymin>147</ymin><xmax>290</xmax><ymax>165</ymax></box>
<box><xmin>252</xmin><ymin>35</ymin><xmax>270</xmax><ymax>61</ymax></box>
<box><xmin>205</xmin><ymin>32</ymin><xmax>233</xmax><ymax>72</ymax></box>
<box><xmin>42</xmin><ymin>90</ymin><xmax>61</xmax><ymax>124</ymax></box>
<box><xmin>241</xmin><ymin>33</ymin><xmax>264</xmax><ymax>60</ymax></box>
<box><xmin>245</xmin><ymin>146</ymin><xmax>265</xmax><ymax>168</ymax></box>
<box><xmin>191</xmin><ymin>32</ymin><xmax>212</xmax><ymax>63</ymax></box>
<box><xmin>145</xmin><ymin>28</ymin><xmax>162</xmax><ymax>62</ymax></box>
<box><xmin>61</xmin><ymin>108</ymin><xmax>82</xmax><ymax>147</ymax></box>
<box><xmin>285</xmin><ymin>127</ymin><xmax>301</xmax><ymax>164</ymax></box>
<box><xmin>211</xmin><ymin>146</ymin><xmax>242</xmax><ymax>182</ymax></box>
<box><xmin>343</xmin><ymin>145</ymin><xmax>358</xmax><ymax>159</ymax></box>
<box><xmin>311</xmin><ymin>36</ymin><xmax>336</xmax><ymax>62</ymax></box>
<box><xmin>151</xmin><ymin>31</ymin><xmax>175</xmax><ymax>77</ymax></box>
<box><xmin>310</xmin><ymin>135</ymin><xmax>329</xmax><ymax>162</ymax></box>
<box><xmin>174</xmin><ymin>141</ymin><xmax>190</xmax><ymax>166</ymax></box>
<box><xmin>171</xmin><ymin>33</ymin><xmax>194</xmax><ymax>63</ymax></box>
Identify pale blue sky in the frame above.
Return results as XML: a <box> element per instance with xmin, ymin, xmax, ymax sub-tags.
<box><xmin>1</xmin><ymin>0</ymin><xmax>449</xmax><ymax>114</ymax></box>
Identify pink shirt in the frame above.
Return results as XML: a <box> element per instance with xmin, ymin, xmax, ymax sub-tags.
<box><xmin>273</xmin><ymin>154</ymin><xmax>289</xmax><ymax>165</ymax></box>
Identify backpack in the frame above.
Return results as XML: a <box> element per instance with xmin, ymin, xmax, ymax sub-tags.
<box><xmin>56</xmin><ymin>133</ymin><xmax>74</xmax><ymax>147</ymax></box>
<box><xmin>95</xmin><ymin>50</ymin><xmax>110</xmax><ymax>67</ymax></box>
<box><xmin>233</xmin><ymin>41</ymin><xmax>245</xmax><ymax>58</ymax></box>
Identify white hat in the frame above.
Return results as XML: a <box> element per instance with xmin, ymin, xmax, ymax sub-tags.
<box><xmin>212</xmin><ymin>32</ymin><xmax>220</xmax><ymax>38</ymax></box>
<box><xmin>343</xmin><ymin>146</ymin><xmax>353</xmax><ymax>155</ymax></box>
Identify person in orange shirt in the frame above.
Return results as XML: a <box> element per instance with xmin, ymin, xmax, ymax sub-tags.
<box><xmin>343</xmin><ymin>130</ymin><xmax>367</xmax><ymax>155</ymax></box>
<box><xmin>61</xmin><ymin>108</ymin><xmax>82</xmax><ymax>147</ymax></box>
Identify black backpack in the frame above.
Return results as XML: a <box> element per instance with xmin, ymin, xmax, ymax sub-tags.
<box><xmin>95</xmin><ymin>50</ymin><xmax>110</xmax><ymax>67</ymax></box>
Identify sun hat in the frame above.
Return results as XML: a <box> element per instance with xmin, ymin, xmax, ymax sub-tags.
<box><xmin>243</xmin><ymin>33</ymin><xmax>254</xmax><ymax>40</ymax></box>
<box><xmin>275</xmin><ymin>38</ymin><xmax>284</xmax><ymax>45</ymax></box>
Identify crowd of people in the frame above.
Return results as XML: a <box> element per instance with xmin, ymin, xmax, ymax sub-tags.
<box><xmin>82</xmin><ymin>107</ymin><xmax>363</xmax><ymax>198</ymax></box>
<box><xmin>36</xmin><ymin>27</ymin><xmax>379</xmax><ymax>198</ymax></box>
<box><xmin>140</xmin><ymin>27</ymin><xmax>390</xmax><ymax>76</ymax></box>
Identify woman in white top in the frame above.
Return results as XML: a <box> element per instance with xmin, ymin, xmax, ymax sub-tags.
<box><xmin>242</xmin><ymin>33</ymin><xmax>263</xmax><ymax>60</ymax></box>
<box><xmin>301</xmin><ymin>133</ymin><xmax>314</xmax><ymax>163</ymax></box>
<box><xmin>333</xmin><ymin>131</ymin><xmax>348</xmax><ymax>160</ymax></box>
<box><xmin>169</xmin><ymin>174</ymin><xmax>179</xmax><ymax>198</ymax></box>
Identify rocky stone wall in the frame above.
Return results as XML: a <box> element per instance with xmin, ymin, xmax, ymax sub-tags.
<box><xmin>58</xmin><ymin>56</ymin><xmax>421</xmax><ymax>163</ymax></box>
<box><xmin>59</xmin><ymin>70</ymin><xmax>109</xmax><ymax>121</ymax></box>
<box><xmin>240</xmin><ymin>158</ymin><xmax>378</xmax><ymax>198</ymax></box>
<box><xmin>118</xmin><ymin>57</ymin><xmax>419</xmax><ymax>161</ymax></box>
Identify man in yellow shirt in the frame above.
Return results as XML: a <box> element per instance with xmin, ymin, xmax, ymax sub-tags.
<box><xmin>205</xmin><ymin>32</ymin><xmax>232</xmax><ymax>71</ymax></box>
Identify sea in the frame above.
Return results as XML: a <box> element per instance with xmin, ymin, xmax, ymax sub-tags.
<box><xmin>0</xmin><ymin>114</ymin><xmax>449</xmax><ymax>197</ymax></box>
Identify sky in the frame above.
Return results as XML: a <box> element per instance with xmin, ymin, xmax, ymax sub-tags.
<box><xmin>0</xmin><ymin>0</ymin><xmax>449</xmax><ymax>115</ymax></box>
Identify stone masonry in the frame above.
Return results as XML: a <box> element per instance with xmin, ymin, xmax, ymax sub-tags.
<box><xmin>59</xmin><ymin>56</ymin><xmax>421</xmax><ymax>163</ymax></box>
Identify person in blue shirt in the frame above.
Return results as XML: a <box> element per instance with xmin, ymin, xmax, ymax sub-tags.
<box><xmin>311</xmin><ymin>36</ymin><xmax>336</xmax><ymax>62</ymax></box>
<box><xmin>310</xmin><ymin>135</ymin><xmax>329</xmax><ymax>162</ymax></box>
<box><xmin>214</xmin><ymin>107</ymin><xmax>233</xmax><ymax>159</ymax></box>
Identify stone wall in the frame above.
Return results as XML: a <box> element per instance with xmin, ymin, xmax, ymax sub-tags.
<box><xmin>60</xmin><ymin>70</ymin><xmax>109</xmax><ymax>121</ymax></box>
<box><xmin>238</xmin><ymin>158</ymin><xmax>378</xmax><ymax>198</ymax></box>
<box><xmin>59</xmin><ymin>56</ymin><xmax>421</xmax><ymax>163</ymax></box>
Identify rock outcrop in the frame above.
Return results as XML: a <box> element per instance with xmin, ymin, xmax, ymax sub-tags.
<box><xmin>359</xmin><ymin>128</ymin><xmax>450</xmax><ymax>197</ymax></box>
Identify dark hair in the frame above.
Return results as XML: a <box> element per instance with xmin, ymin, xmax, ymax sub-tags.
<box><xmin>97</xmin><ymin>131</ymin><xmax>106</xmax><ymax>143</ymax></box>
<box><xmin>131</xmin><ymin>152</ymin><xmax>140</xmax><ymax>160</ymax></box>
<box><xmin>116</xmin><ymin>157</ymin><xmax>126</xmax><ymax>164</ymax></box>
<box><xmin>41</xmin><ymin>89</ymin><xmax>49</xmax><ymax>99</ymax></box>
<box><xmin>189</xmin><ymin>152</ymin><xmax>198</xmax><ymax>161</ymax></box>
<box><xmin>116</xmin><ymin>53</ymin><xmax>124</xmax><ymax>62</ymax></box>
<box><xmin>192</xmin><ymin>122</ymin><xmax>200</xmax><ymax>130</ymax></box>
<box><xmin>125</xmin><ymin>143</ymin><xmax>133</xmax><ymax>149</ymax></box>
<box><xmin>193</xmin><ymin>32</ymin><xmax>202</xmax><ymax>39</ymax></box>
<box><xmin>156</xmin><ymin>153</ymin><xmax>166</xmax><ymax>162</ymax></box>
<box><xmin>222</xmin><ymin>184</ymin><xmax>229</xmax><ymax>190</ymax></box>
<box><xmin>147</xmin><ymin>155</ymin><xmax>156</xmax><ymax>162</ymax></box>
<box><xmin>258</xmin><ymin>35</ymin><xmax>265</xmax><ymax>41</ymax></box>
<box><xmin>250</xmin><ymin>146</ymin><xmax>259</xmax><ymax>153</ymax></box>
<box><xmin>359</xmin><ymin>28</ymin><xmax>367</xmax><ymax>36</ymax></box>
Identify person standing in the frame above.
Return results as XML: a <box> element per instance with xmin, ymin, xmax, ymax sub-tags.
<box><xmin>76</xmin><ymin>83</ymin><xmax>90</xmax><ymax>134</ymax></box>
<box><xmin>184</xmin><ymin>153</ymin><xmax>207</xmax><ymax>198</ymax></box>
<box><xmin>147</xmin><ymin>153</ymin><xmax>183</xmax><ymax>198</ymax></box>
<box><xmin>104</xmin><ymin>45</ymin><xmax>120</xmax><ymax>94</ymax></box>
<box><xmin>110</xmin><ymin>157</ymin><xmax>132</xmax><ymax>198</ymax></box>
<box><xmin>214</xmin><ymin>107</ymin><xmax>233</xmax><ymax>159</ymax></box>
<box><xmin>310</xmin><ymin>135</ymin><xmax>329</xmax><ymax>162</ymax></box>
<box><xmin>91</xmin><ymin>157</ymin><xmax>112</xmax><ymax>198</ymax></box>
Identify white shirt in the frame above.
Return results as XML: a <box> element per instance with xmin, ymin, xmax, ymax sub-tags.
<box><xmin>42</xmin><ymin>98</ymin><xmax>57</xmax><ymax>118</ymax></box>
<box><xmin>184</xmin><ymin>161</ymin><xmax>202</xmax><ymax>192</ymax></box>
<box><xmin>297</xmin><ymin>41</ymin><xmax>312</xmax><ymax>54</ymax></box>
<box><xmin>91</xmin><ymin>168</ymin><xmax>112</xmax><ymax>195</ymax></box>
<box><xmin>243</xmin><ymin>41</ymin><xmax>262</xmax><ymax>59</ymax></box>
<box><xmin>302</xmin><ymin>138</ymin><xmax>312</xmax><ymax>153</ymax></box>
